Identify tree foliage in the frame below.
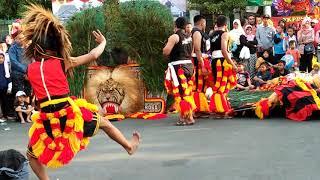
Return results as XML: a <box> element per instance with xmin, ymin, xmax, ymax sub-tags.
<box><xmin>66</xmin><ymin>7</ymin><xmax>105</xmax><ymax>96</ymax></box>
<box><xmin>0</xmin><ymin>0</ymin><xmax>52</xmax><ymax>19</ymax></box>
<box><xmin>188</xmin><ymin>0</ymin><xmax>247</xmax><ymax>15</ymax></box>
<box><xmin>105</xmin><ymin>0</ymin><xmax>173</xmax><ymax>93</ymax></box>
<box><xmin>65</xmin><ymin>0</ymin><xmax>173</xmax><ymax>95</ymax></box>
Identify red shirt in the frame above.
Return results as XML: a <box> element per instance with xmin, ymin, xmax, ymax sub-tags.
<box><xmin>28</xmin><ymin>58</ymin><xmax>70</xmax><ymax>100</ymax></box>
<box><xmin>286</xmin><ymin>49</ymin><xmax>300</xmax><ymax>65</ymax></box>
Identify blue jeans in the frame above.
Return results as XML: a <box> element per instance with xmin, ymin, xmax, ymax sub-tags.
<box><xmin>0</xmin><ymin>161</ymin><xmax>29</xmax><ymax>180</ymax></box>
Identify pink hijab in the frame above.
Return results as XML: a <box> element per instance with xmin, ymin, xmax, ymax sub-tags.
<box><xmin>244</xmin><ymin>25</ymin><xmax>255</xmax><ymax>41</ymax></box>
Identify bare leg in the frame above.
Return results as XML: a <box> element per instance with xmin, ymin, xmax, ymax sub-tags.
<box><xmin>26</xmin><ymin>111</ymin><xmax>32</xmax><ymax>123</ymax></box>
<box><xmin>17</xmin><ymin>111</ymin><xmax>25</xmax><ymax>123</ymax></box>
<box><xmin>187</xmin><ymin>114</ymin><xmax>195</xmax><ymax>124</ymax></box>
<box><xmin>27</xmin><ymin>153</ymin><xmax>50</xmax><ymax>180</ymax></box>
<box><xmin>99</xmin><ymin>117</ymin><xmax>140</xmax><ymax>155</ymax></box>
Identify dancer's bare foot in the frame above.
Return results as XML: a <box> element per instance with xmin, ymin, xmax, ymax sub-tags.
<box><xmin>126</xmin><ymin>131</ymin><xmax>140</xmax><ymax>155</ymax></box>
<box><xmin>186</xmin><ymin>115</ymin><xmax>195</xmax><ymax>125</ymax></box>
<box><xmin>26</xmin><ymin>119</ymin><xmax>32</xmax><ymax>123</ymax></box>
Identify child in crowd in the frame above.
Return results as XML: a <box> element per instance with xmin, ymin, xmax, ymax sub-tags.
<box><xmin>236</xmin><ymin>63</ymin><xmax>255</xmax><ymax>90</ymax></box>
<box><xmin>272</xmin><ymin>60</ymin><xmax>290</xmax><ymax>78</ymax></box>
<box><xmin>15</xmin><ymin>91</ymin><xmax>33</xmax><ymax>123</ymax></box>
<box><xmin>256</xmin><ymin>50</ymin><xmax>275</xmax><ymax>69</ymax></box>
<box><xmin>310</xmin><ymin>63</ymin><xmax>320</xmax><ymax>76</ymax></box>
<box><xmin>286</xmin><ymin>26</ymin><xmax>297</xmax><ymax>49</ymax></box>
<box><xmin>253</xmin><ymin>63</ymin><xmax>272</xmax><ymax>87</ymax></box>
<box><xmin>286</xmin><ymin>40</ymin><xmax>300</xmax><ymax>70</ymax></box>
<box><xmin>0</xmin><ymin>52</ymin><xmax>12</xmax><ymax>121</ymax></box>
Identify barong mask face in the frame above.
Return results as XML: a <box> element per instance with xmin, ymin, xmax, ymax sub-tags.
<box><xmin>97</xmin><ymin>79</ymin><xmax>125</xmax><ymax>114</ymax></box>
<box><xmin>85</xmin><ymin>66</ymin><xmax>144</xmax><ymax>115</ymax></box>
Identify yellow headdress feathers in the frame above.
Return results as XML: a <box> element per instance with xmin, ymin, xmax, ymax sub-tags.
<box><xmin>21</xmin><ymin>4</ymin><xmax>72</xmax><ymax>63</ymax></box>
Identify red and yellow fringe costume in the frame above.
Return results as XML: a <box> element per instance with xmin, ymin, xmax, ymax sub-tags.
<box><xmin>255</xmin><ymin>78</ymin><xmax>320</xmax><ymax>120</ymax></box>
<box><xmin>165</xmin><ymin>67</ymin><xmax>196</xmax><ymax>118</ymax></box>
<box><xmin>192</xmin><ymin>57</ymin><xmax>210</xmax><ymax>113</ymax></box>
<box><xmin>28</xmin><ymin>97</ymin><xmax>99</xmax><ymax>168</ymax></box>
<box><xmin>209</xmin><ymin>59</ymin><xmax>237</xmax><ymax>114</ymax></box>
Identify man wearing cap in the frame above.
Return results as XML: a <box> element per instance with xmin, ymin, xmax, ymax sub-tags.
<box><xmin>256</xmin><ymin>14</ymin><xmax>275</xmax><ymax>57</ymax></box>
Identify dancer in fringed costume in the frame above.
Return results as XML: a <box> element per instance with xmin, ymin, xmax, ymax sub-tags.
<box><xmin>164</xmin><ymin>17</ymin><xmax>195</xmax><ymax>126</ymax></box>
<box><xmin>191</xmin><ymin>15</ymin><xmax>211</xmax><ymax>118</ymax></box>
<box><xmin>209</xmin><ymin>15</ymin><xmax>238</xmax><ymax>118</ymax></box>
<box><xmin>21</xmin><ymin>5</ymin><xmax>140</xmax><ymax>180</ymax></box>
<box><xmin>255</xmin><ymin>75</ymin><xmax>320</xmax><ymax>121</ymax></box>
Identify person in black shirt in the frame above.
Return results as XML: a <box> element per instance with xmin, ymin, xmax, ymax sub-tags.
<box><xmin>191</xmin><ymin>15</ymin><xmax>211</xmax><ymax>118</ymax></box>
<box><xmin>209</xmin><ymin>15</ymin><xmax>237</xmax><ymax>117</ymax></box>
<box><xmin>272</xmin><ymin>60</ymin><xmax>289</xmax><ymax>78</ymax></box>
<box><xmin>163</xmin><ymin>17</ymin><xmax>195</xmax><ymax>126</ymax></box>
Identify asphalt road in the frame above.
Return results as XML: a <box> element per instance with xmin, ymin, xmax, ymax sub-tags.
<box><xmin>1</xmin><ymin>116</ymin><xmax>320</xmax><ymax>180</ymax></box>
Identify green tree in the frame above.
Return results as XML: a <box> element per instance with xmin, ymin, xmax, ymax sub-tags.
<box><xmin>188</xmin><ymin>0</ymin><xmax>247</xmax><ymax>15</ymax></box>
<box><xmin>0</xmin><ymin>0</ymin><xmax>52</xmax><ymax>19</ymax></box>
<box><xmin>65</xmin><ymin>0</ymin><xmax>173</xmax><ymax>95</ymax></box>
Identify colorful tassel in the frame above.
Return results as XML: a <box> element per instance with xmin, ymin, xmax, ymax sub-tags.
<box><xmin>28</xmin><ymin>97</ymin><xmax>98</xmax><ymax>168</ymax></box>
<box><xmin>255</xmin><ymin>98</ymin><xmax>270</xmax><ymax>119</ymax></box>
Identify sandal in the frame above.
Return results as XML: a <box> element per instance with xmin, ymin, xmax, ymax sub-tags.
<box><xmin>175</xmin><ymin>121</ymin><xmax>186</xmax><ymax>126</ymax></box>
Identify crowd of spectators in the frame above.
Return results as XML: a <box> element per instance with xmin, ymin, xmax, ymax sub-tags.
<box><xmin>0</xmin><ymin>20</ymin><xmax>33</xmax><ymax>123</ymax></box>
<box><xmin>228</xmin><ymin>14</ymin><xmax>320</xmax><ymax>90</ymax></box>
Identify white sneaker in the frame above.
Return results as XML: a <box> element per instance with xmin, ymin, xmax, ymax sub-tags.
<box><xmin>0</xmin><ymin>119</ymin><xmax>6</xmax><ymax>123</ymax></box>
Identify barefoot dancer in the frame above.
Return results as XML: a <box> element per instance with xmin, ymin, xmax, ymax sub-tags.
<box><xmin>21</xmin><ymin>5</ymin><xmax>140</xmax><ymax>179</ymax></box>
<box><xmin>163</xmin><ymin>17</ymin><xmax>195</xmax><ymax>126</ymax></box>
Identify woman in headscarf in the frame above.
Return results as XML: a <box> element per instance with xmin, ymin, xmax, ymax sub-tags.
<box><xmin>230</xmin><ymin>19</ymin><xmax>245</xmax><ymax>61</ymax></box>
<box><xmin>239</xmin><ymin>25</ymin><xmax>258</xmax><ymax>78</ymax></box>
<box><xmin>298</xmin><ymin>17</ymin><xmax>315</xmax><ymax>72</ymax></box>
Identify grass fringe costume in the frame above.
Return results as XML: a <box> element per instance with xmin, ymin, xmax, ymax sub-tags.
<box><xmin>22</xmin><ymin>5</ymin><xmax>101</xmax><ymax>168</ymax></box>
<box><xmin>255</xmin><ymin>77</ymin><xmax>320</xmax><ymax>121</ymax></box>
<box><xmin>209</xmin><ymin>58</ymin><xmax>237</xmax><ymax>114</ymax></box>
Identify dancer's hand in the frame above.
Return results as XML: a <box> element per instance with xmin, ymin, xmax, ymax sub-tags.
<box><xmin>232</xmin><ymin>64</ymin><xmax>237</xmax><ymax>72</ymax></box>
<box><xmin>92</xmin><ymin>30</ymin><xmax>106</xmax><ymax>44</ymax></box>
<box><xmin>201</xmin><ymin>67</ymin><xmax>209</xmax><ymax>76</ymax></box>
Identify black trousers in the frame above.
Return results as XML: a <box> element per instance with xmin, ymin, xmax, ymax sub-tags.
<box><xmin>0</xmin><ymin>89</ymin><xmax>9</xmax><ymax>118</ymax></box>
<box><xmin>11</xmin><ymin>72</ymin><xmax>31</xmax><ymax>96</ymax></box>
<box><xmin>299</xmin><ymin>53</ymin><xmax>313</xmax><ymax>73</ymax></box>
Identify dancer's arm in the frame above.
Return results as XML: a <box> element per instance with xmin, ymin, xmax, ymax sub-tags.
<box><xmin>65</xmin><ymin>30</ymin><xmax>106</xmax><ymax>70</ymax></box>
<box><xmin>163</xmin><ymin>34</ymin><xmax>178</xmax><ymax>57</ymax></box>
<box><xmin>221</xmin><ymin>32</ymin><xmax>237</xmax><ymax>70</ymax></box>
<box><xmin>193</xmin><ymin>31</ymin><xmax>208</xmax><ymax>74</ymax></box>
